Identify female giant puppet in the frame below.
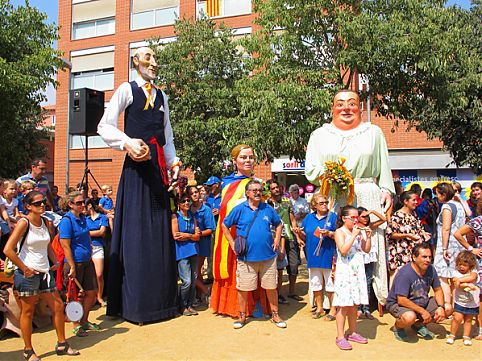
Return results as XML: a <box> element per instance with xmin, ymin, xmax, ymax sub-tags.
<box><xmin>97</xmin><ymin>47</ymin><xmax>179</xmax><ymax>323</ymax></box>
<box><xmin>305</xmin><ymin>89</ymin><xmax>395</xmax><ymax>305</ymax></box>
<box><xmin>210</xmin><ymin>144</ymin><xmax>270</xmax><ymax>317</ymax></box>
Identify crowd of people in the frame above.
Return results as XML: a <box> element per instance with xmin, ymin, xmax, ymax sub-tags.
<box><xmin>0</xmin><ymin>56</ymin><xmax>481</xmax><ymax>358</ymax></box>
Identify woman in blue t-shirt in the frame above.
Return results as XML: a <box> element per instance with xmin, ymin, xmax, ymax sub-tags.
<box><xmin>85</xmin><ymin>198</ymin><xmax>109</xmax><ymax>307</ymax></box>
<box><xmin>187</xmin><ymin>186</ymin><xmax>216</xmax><ymax>303</ymax></box>
<box><xmin>171</xmin><ymin>194</ymin><xmax>201</xmax><ymax>316</ymax></box>
<box><xmin>299</xmin><ymin>194</ymin><xmax>337</xmax><ymax>320</ymax></box>
<box><xmin>58</xmin><ymin>191</ymin><xmax>99</xmax><ymax>337</ymax></box>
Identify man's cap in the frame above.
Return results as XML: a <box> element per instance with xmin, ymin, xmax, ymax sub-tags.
<box><xmin>288</xmin><ymin>184</ymin><xmax>300</xmax><ymax>192</ymax></box>
<box><xmin>204</xmin><ymin>176</ymin><xmax>221</xmax><ymax>186</ymax></box>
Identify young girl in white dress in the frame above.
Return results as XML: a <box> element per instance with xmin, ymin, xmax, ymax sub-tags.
<box><xmin>333</xmin><ymin>205</ymin><xmax>372</xmax><ymax>351</ymax></box>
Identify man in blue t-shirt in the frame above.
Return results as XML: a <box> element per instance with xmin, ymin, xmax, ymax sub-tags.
<box><xmin>386</xmin><ymin>243</ymin><xmax>446</xmax><ymax>342</ymax></box>
<box><xmin>222</xmin><ymin>179</ymin><xmax>286</xmax><ymax>329</ymax></box>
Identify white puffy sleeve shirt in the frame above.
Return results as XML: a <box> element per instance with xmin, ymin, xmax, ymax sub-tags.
<box><xmin>305</xmin><ymin>122</ymin><xmax>395</xmax><ymax>194</ymax></box>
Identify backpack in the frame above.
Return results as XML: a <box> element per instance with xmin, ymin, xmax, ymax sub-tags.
<box><xmin>52</xmin><ymin>216</ymin><xmax>73</xmax><ymax>291</ymax></box>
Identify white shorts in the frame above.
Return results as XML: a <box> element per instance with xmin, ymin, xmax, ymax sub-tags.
<box><xmin>309</xmin><ymin>268</ymin><xmax>334</xmax><ymax>292</ymax></box>
<box><xmin>91</xmin><ymin>245</ymin><xmax>104</xmax><ymax>260</ymax></box>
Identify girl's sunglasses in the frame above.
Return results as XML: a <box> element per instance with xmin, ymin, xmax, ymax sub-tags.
<box><xmin>30</xmin><ymin>199</ymin><xmax>47</xmax><ymax>207</ymax></box>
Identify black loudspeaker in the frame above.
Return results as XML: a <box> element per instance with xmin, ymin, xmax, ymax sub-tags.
<box><xmin>69</xmin><ymin>88</ymin><xmax>105</xmax><ymax>136</ymax></box>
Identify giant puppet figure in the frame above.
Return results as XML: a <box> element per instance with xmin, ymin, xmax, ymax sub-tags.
<box><xmin>97</xmin><ymin>47</ymin><xmax>179</xmax><ymax>323</ymax></box>
<box><xmin>305</xmin><ymin>89</ymin><xmax>395</xmax><ymax>304</ymax></box>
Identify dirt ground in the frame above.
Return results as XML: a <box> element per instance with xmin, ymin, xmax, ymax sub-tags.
<box><xmin>1</xmin><ymin>267</ymin><xmax>481</xmax><ymax>361</ymax></box>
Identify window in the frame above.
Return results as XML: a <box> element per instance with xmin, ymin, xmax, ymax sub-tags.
<box><xmin>71</xmin><ymin>50</ymin><xmax>115</xmax><ymax>91</ymax></box>
<box><xmin>131</xmin><ymin>0</ymin><xmax>179</xmax><ymax>30</ymax></box>
<box><xmin>72</xmin><ymin>68</ymin><xmax>114</xmax><ymax>91</ymax></box>
<box><xmin>197</xmin><ymin>0</ymin><xmax>251</xmax><ymax>18</ymax></box>
<box><xmin>72</xmin><ymin>0</ymin><xmax>116</xmax><ymax>40</ymax></box>
<box><xmin>70</xmin><ymin>135</ymin><xmax>108</xmax><ymax>149</ymax></box>
<box><xmin>73</xmin><ymin>17</ymin><xmax>115</xmax><ymax>40</ymax></box>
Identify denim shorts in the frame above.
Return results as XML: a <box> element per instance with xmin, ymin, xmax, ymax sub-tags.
<box><xmin>454</xmin><ymin>303</ymin><xmax>479</xmax><ymax>316</ymax></box>
<box><xmin>14</xmin><ymin>269</ymin><xmax>56</xmax><ymax>297</ymax></box>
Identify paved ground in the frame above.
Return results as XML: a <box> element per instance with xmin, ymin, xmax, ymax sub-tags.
<box><xmin>1</xmin><ymin>270</ymin><xmax>481</xmax><ymax>360</ymax></box>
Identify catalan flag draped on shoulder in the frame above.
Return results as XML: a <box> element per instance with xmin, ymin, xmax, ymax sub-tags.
<box><xmin>212</xmin><ymin>174</ymin><xmax>250</xmax><ymax>280</ymax></box>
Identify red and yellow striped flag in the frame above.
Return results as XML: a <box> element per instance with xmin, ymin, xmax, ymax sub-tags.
<box><xmin>212</xmin><ymin>178</ymin><xmax>250</xmax><ymax>280</ymax></box>
<box><xmin>207</xmin><ymin>0</ymin><xmax>220</xmax><ymax>17</ymax></box>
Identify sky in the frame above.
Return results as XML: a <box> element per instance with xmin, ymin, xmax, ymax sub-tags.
<box><xmin>9</xmin><ymin>0</ymin><xmax>474</xmax><ymax>105</ymax></box>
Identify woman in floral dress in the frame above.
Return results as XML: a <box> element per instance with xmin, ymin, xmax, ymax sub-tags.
<box><xmin>386</xmin><ymin>191</ymin><xmax>431</xmax><ymax>282</ymax></box>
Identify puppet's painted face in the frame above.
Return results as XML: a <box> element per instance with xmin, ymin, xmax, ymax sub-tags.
<box><xmin>331</xmin><ymin>91</ymin><xmax>361</xmax><ymax>130</ymax></box>
<box><xmin>134</xmin><ymin>47</ymin><xmax>157</xmax><ymax>81</ymax></box>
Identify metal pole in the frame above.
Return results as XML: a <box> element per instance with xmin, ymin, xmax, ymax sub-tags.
<box><xmin>61</xmin><ymin>58</ymin><xmax>73</xmax><ymax>195</ymax></box>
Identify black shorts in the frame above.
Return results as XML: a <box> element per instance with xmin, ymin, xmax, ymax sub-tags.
<box><xmin>63</xmin><ymin>261</ymin><xmax>98</xmax><ymax>292</ymax></box>
<box><xmin>285</xmin><ymin>240</ymin><xmax>301</xmax><ymax>276</ymax></box>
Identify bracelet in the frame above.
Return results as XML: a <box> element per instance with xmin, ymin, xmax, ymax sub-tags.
<box><xmin>442</xmin><ymin>248</ymin><xmax>448</xmax><ymax>251</ymax></box>
<box><xmin>467</xmin><ymin>246</ymin><xmax>474</xmax><ymax>252</ymax></box>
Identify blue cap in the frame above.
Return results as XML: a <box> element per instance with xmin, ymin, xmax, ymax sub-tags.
<box><xmin>204</xmin><ymin>176</ymin><xmax>221</xmax><ymax>186</ymax></box>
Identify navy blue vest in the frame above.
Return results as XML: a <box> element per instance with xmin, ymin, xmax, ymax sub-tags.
<box><xmin>124</xmin><ymin>81</ymin><xmax>166</xmax><ymax>147</ymax></box>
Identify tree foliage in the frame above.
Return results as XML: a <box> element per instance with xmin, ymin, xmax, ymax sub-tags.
<box><xmin>153</xmin><ymin>16</ymin><xmax>248</xmax><ymax>180</ymax></box>
<box><xmin>242</xmin><ymin>0</ymin><xmax>481</xmax><ymax>172</ymax></box>
<box><xmin>0</xmin><ymin>0</ymin><xmax>63</xmax><ymax>176</ymax></box>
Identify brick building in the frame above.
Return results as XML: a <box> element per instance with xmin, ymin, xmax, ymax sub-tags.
<box><xmin>54</xmin><ymin>0</ymin><xmax>477</xmax><ymax>198</ymax></box>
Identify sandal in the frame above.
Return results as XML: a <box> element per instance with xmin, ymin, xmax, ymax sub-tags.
<box><xmin>312</xmin><ymin>311</ymin><xmax>324</xmax><ymax>319</ymax></box>
<box><xmin>233</xmin><ymin>312</ymin><xmax>246</xmax><ymax>329</ymax></box>
<box><xmin>55</xmin><ymin>341</ymin><xmax>80</xmax><ymax>356</ymax></box>
<box><xmin>271</xmin><ymin>311</ymin><xmax>287</xmax><ymax>328</ymax></box>
<box><xmin>82</xmin><ymin>322</ymin><xmax>101</xmax><ymax>331</ymax></box>
<box><xmin>324</xmin><ymin>314</ymin><xmax>336</xmax><ymax>321</ymax></box>
<box><xmin>475</xmin><ymin>327</ymin><xmax>482</xmax><ymax>341</ymax></box>
<box><xmin>72</xmin><ymin>325</ymin><xmax>88</xmax><ymax>337</ymax></box>
<box><xmin>23</xmin><ymin>349</ymin><xmax>41</xmax><ymax>361</ymax></box>
<box><xmin>287</xmin><ymin>294</ymin><xmax>303</xmax><ymax>301</ymax></box>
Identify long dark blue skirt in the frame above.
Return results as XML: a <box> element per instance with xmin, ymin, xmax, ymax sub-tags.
<box><xmin>106</xmin><ymin>154</ymin><xmax>178</xmax><ymax>323</ymax></box>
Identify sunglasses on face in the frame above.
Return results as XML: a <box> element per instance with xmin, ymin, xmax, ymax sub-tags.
<box><xmin>30</xmin><ymin>198</ymin><xmax>47</xmax><ymax>207</ymax></box>
<box><xmin>180</xmin><ymin>199</ymin><xmax>190</xmax><ymax>204</ymax></box>
<box><xmin>316</xmin><ymin>201</ymin><xmax>328</xmax><ymax>205</ymax></box>
<box><xmin>248</xmin><ymin>189</ymin><xmax>262</xmax><ymax>193</ymax></box>
<box><xmin>344</xmin><ymin>216</ymin><xmax>359</xmax><ymax>221</ymax></box>
<box><xmin>73</xmin><ymin>200</ymin><xmax>85</xmax><ymax>206</ymax></box>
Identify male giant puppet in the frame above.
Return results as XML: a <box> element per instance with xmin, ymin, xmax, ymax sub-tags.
<box><xmin>98</xmin><ymin>47</ymin><xmax>179</xmax><ymax>323</ymax></box>
<box><xmin>305</xmin><ymin>89</ymin><xmax>394</xmax><ymax>304</ymax></box>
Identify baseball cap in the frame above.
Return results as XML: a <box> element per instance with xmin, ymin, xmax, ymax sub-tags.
<box><xmin>204</xmin><ymin>176</ymin><xmax>221</xmax><ymax>186</ymax></box>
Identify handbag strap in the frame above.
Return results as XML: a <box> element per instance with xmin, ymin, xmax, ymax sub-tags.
<box><xmin>245</xmin><ymin>208</ymin><xmax>260</xmax><ymax>238</ymax></box>
<box><xmin>17</xmin><ymin>218</ymin><xmax>30</xmax><ymax>254</ymax></box>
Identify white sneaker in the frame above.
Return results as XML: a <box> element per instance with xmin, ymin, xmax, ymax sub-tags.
<box><xmin>463</xmin><ymin>336</ymin><xmax>472</xmax><ymax>346</ymax></box>
<box><xmin>446</xmin><ymin>334</ymin><xmax>455</xmax><ymax>345</ymax></box>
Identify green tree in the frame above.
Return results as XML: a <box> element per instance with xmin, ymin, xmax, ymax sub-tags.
<box><xmin>241</xmin><ymin>0</ymin><xmax>481</xmax><ymax>171</ymax></box>
<box><xmin>153</xmin><ymin>16</ymin><xmax>248</xmax><ymax>180</ymax></box>
<box><xmin>0</xmin><ymin>0</ymin><xmax>63</xmax><ymax>176</ymax></box>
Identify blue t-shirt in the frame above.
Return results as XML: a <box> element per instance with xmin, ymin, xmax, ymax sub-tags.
<box><xmin>205</xmin><ymin>193</ymin><xmax>221</xmax><ymax>222</ymax></box>
<box><xmin>302</xmin><ymin>212</ymin><xmax>337</xmax><ymax>269</ymax></box>
<box><xmin>224</xmin><ymin>201</ymin><xmax>281</xmax><ymax>262</ymax></box>
<box><xmin>86</xmin><ymin>213</ymin><xmax>109</xmax><ymax>247</ymax></box>
<box><xmin>386</xmin><ymin>263</ymin><xmax>441</xmax><ymax>308</ymax></box>
<box><xmin>175</xmin><ymin>210</ymin><xmax>199</xmax><ymax>261</ymax></box>
<box><xmin>100</xmin><ymin>196</ymin><xmax>113</xmax><ymax>211</ymax></box>
<box><xmin>192</xmin><ymin>204</ymin><xmax>216</xmax><ymax>257</ymax></box>
<box><xmin>58</xmin><ymin>211</ymin><xmax>92</xmax><ymax>263</ymax></box>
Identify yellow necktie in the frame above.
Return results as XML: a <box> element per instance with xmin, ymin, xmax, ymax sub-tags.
<box><xmin>144</xmin><ymin>83</ymin><xmax>153</xmax><ymax>110</ymax></box>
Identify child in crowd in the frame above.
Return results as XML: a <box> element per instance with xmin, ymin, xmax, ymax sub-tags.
<box><xmin>17</xmin><ymin>180</ymin><xmax>35</xmax><ymax>214</ymax></box>
<box><xmin>99</xmin><ymin>185</ymin><xmax>114</xmax><ymax>230</ymax></box>
<box><xmin>0</xmin><ymin>178</ymin><xmax>11</xmax><ymax>261</ymax></box>
<box><xmin>276</xmin><ymin>228</ymin><xmax>288</xmax><ymax>304</ymax></box>
<box><xmin>333</xmin><ymin>206</ymin><xmax>372</xmax><ymax>351</ymax></box>
<box><xmin>356</xmin><ymin>207</ymin><xmax>386</xmax><ymax>319</ymax></box>
<box><xmin>2</xmin><ymin>179</ymin><xmax>21</xmax><ymax>226</ymax></box>
<box><xmin>171</xmin><ymin>194</ymin><xmax>201</xmax><ymax>316</ymax></box>
<box><xmin>446</xmin><ymin>251</ymin><xmax>480</xmax><ymax>346</ymax></box>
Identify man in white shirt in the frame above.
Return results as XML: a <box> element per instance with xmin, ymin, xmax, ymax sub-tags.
<box><xmin>97</xmin><ymin>47</ymin><xmax>180</xmax><ymax>324</ymax></box>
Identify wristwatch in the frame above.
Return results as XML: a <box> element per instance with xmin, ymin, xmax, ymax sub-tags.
<box><xmin>467</xmin><ymin>246</ymin><xmax>474</xmax><ymax>252</ymax></box>
<box><xmin>437</xmin><ymin>304</ymin><xmax>445</xmax><ymax>310</ymax></box>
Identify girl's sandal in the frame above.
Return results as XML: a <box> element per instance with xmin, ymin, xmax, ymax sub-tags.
<box><xmin>82</xmin><ymin>322</ymin><xmax>101</xmax><ymax>331</ymax></box>
<box><xmin>55</xmin><ymin>341</ymin><xmax>80</xmax><ymax>356</ymax></box>
<box><xmin>23</xmin><ymin>349</ymin><xmax>41</xmax><ymax>361</ymax></box>
<box><xmin>475</xmin><ymin>328</ymin><xmax>482</xmax><ymax>341</ymax></box>
<box><xmin>72</xmin><ymin>325</ymin><xmax>88</xmax><ymax>337</ymax></box>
